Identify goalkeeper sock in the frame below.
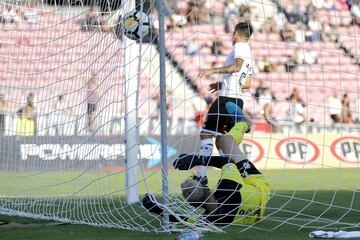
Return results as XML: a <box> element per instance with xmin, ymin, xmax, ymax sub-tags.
<box><xmin>197</xmin><ymin>138</ymin><xmax>213</xmax><ymax>177</ymax></box>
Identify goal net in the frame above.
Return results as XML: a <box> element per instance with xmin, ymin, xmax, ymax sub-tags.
<box><xmin>0</xmin><ymin>0</ymin><xmax>360</xmax><ymax>234</ymax></box>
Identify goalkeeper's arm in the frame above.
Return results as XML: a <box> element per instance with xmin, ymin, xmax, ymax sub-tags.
<box><xmin>142</xmin><ymin>194</ymin><xmax>194</xmax><ymax>223</ymax></box>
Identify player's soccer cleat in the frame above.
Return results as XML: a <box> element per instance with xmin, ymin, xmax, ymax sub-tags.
<box><xmin>142</xmin><ymin>194</ymin><xmax>163</xmax><ymax>215</ymax></box>
<box><xmin>225</xmin><ymin>101</ymin><xmax>252</xmax><ymax>132</ymax></box>
<box><xmin>173</xmin><ymin>154</ymin><xmax>205</xmax><ymax>170</ymax></box>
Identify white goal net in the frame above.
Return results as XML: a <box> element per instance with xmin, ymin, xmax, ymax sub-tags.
<box><xmin>0</xmin><ymin>0</ymin><xmax>360</xmax><ymax>234</ymax></box>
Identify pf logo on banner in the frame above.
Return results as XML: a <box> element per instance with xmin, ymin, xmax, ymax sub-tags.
<box><xmin>330</xmin><ymin>136</ymin><xmax>360</xmax><ymax>164</ymax></box>
<box><xmin>275</xmin><ymin>137</ymin><xmax>320</xmax><ymax>164</ymax></box>
<box><xmin>239</xmin><ymin>138</ymin><xmax>264</xmax><ymax>163</ymax></box>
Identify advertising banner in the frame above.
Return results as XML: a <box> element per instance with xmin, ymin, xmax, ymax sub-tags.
<box><xmin>0</xmin><ymin>134</ymin><xmax>359</xmax><ymax>172</ymax></box>
<box><xmin>238</xmin><ymin>134</ymin><xmax>360</xmax><ymax>169</ymax></box>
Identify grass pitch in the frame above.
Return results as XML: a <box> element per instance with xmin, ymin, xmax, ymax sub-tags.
<box><xmin>1</xmin><ymin>168</ymin><xmax>360</xmax><ymax>240</ymax></box>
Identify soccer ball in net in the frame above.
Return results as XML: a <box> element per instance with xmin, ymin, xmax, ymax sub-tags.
<box><xmin>122</xmin><ymin>10</ymin><xmax>150</xmax><ymax>40</ymax></box>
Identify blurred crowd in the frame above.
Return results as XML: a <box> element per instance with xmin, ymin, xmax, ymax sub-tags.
<box><xmin>191</xmin><ymin>80</ymin><xmax>360</xmax><ymax>134</ymax></box>
<box><xmin>0</xmin><ymin>5</ymin><xmax>38</xmax><ymax>47</ymax></box>
<box><xmin>1</xmin><ymin>1</ymin><xmax>360</xmax><ymax>136</ymax></box>
<box><xmin>158</xmin><ymin>0</ymin><xmax>360</xmax><ymax>132</ymax></box>
<box><xmin>0</xmin><ymin>73</ymin><xmax>100</xmax><ymax>136</ymax></box>
<box><xmin>0</xmin><ymin>5</ymin><xmax>38</xmax><ymax>26</ymax></box>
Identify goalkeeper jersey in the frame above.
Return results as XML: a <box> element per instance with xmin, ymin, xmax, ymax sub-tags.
<box><xmin>205</xmin><ymin>163</ymin><xmax>270</xmax><ymax>224</ymax></box>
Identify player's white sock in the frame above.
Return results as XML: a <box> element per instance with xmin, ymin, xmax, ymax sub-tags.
<box><xmin>197</xmin><ymin>138</ymin><xmax>213</xmax><ymax>177</ymax></box>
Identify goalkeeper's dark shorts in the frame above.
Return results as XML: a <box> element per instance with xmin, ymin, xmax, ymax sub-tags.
<box><xmin>203</xmin><ymin>96</ymin><xmax>244</xmax><ymax>134</ymax></box>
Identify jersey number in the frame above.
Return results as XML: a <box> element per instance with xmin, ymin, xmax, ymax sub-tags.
<box><xmin>238</xmin><ymin>63</ymin><xmax>251</xmax><ymax>87</ymax></box>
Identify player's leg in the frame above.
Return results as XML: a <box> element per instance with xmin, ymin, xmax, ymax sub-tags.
<box><xmin>196</xmin><ymin>133</ymin><xmax>213</xmax><ymax>183</ymax></box>
<box><xmin>195</xmin><ymin>96</ymin><xmax>224</xmax><ymax>182</ymax></box>
<box><xmin>225</xmin><ymin>101</ymin><xmax>252</xmax><ymax>145</ymax></box>
<box><xmin>194</xmin><ymin>97</ymin><xmax>244</xmax><ymax>181</ymax></box>
<box><xmin>174</xmin><ymin>135</ymin><xmax>260</xmax><ymax>177</ymax></box>
<box><xmin>217</xmin><ymin>134</ymin><xmax>261</xmax><ymax>177</ymax></box>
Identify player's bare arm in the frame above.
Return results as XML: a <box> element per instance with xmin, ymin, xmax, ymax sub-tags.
<box><xmin>199</xmin><ymin>58</ymin><xmax>244</xmax><ymax>77</ymax></box>
<box><xmin>242</xmin><ymin>75</ymin><xmax>252</xmax><ymax>90</ymax></box>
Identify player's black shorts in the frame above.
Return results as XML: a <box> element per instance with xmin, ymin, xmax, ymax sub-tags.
<box><xmin>203</xmin><ymin>96</ymin><xmax>244</xmax><ymax>134</ymax></box>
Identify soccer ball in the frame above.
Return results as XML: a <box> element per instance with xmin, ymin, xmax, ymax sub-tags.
<box><xmin>122</xmin><ymin>10</ymin><xmax>150</xmax><ymax>40</ymax></box>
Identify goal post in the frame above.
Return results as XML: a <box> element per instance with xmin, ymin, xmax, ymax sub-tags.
<box><xmin>156</xmin><ymin>0</ymin><xmax>170</xmax><ymax>229</ymax></box>
<box><xmin>123</xmin><ymin>0</ymin><xmax>139</xmax><ymax>205</ymax></box>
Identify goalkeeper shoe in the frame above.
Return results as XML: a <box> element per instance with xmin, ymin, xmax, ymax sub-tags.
<box><xmin>142</xmin><ymin>194</ymin><xmax>163</xmax><ymax>215</ymax></box>
<box><xmin>173</xmin><ymin>154</ymin><xmax>205</xmax><ymax>170</ymax></box>
<box><xmin>225</xmin><ymin>101</ymin><xmax>252</xmax><ymax>132</ymax></box>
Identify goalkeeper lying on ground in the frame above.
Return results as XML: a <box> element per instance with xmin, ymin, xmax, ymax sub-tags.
<box><xmin>143</xmin><ymin>133</ymin><xmax>270</xmax><ymax>225</ymax></box>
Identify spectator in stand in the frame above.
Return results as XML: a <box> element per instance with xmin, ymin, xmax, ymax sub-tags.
<box><xmin>211</xmin><ymin>36</ymin><xmax>225</xmax><ymax>55</ymax></box>
<box><xmin>280</xmin><ymin>24</ymin><xmax>295</xmax><ymax>42</ymax></box>
<box><xmin>257</xmin><ymin>55</ymin><xmax>276</xmax><ymax>73</ymax></box>
<box><xmin>328</xmin><ymin>91</ymin><xmax>342</xmax><ymax>123</ymax></box>
<box><xmin>307</xmin><ymin>15</ymin><xmax>322</xmax><ymax>42</ymax></box>
<box><xmin>341</xmin><ymin>94</ymin><xmax>353</xmax><ymax>123</ymax></box>
<box><xmin>254</xmin><ymin>79</ymin><xmax>267</xmax><ymax>101</ymax></box>
<box><xmin>312</xmin><ymin>0</ymin><xmax>325</xmax><ymax>8</ymax></box>
<box><xmin>23</xmin><ymin>5</ymin><xmax>37</xmax><ymax>27</ymax></box>
<box><xmin>289</xmin><ymin>95</ymin><xmax>307</xmax><ymax>132</ymax></box>
<box><xmin>323</xmin><ymin>0</ymin><xmax>336</xmax><ymax>10</ymax></box>
<box><xmin>258</xmin><ymin>88</ymin><xmax>274</xmax><ymax>115</ymax></box>
<box><xmin>287</xmin><ymin>87</ymin><xmax>306</xmax><ymax>106</ymax></box>
<box><xmin>294</xmin><ymin>47</ymin><xmax>317</xmax><ymax>65</ymax></box>
<box><xmin>251</xmin><ymin>14</ymin><xmax>263</xmax><ymax>32</ymax></box>
<box><xmin>264</xmin><ymin>102</ymin><xmax>282</xmax><ymax>133</ymax></box>
<box><xmin>224</xmin><ymin>0</ymin><xmax>238</xmax><ymax>33</ymax></box>
<box><xmin>303</xmin><ymin>3</ymin><xmax>315</xmax><ymax>25</ymax></box>
<box><xmin>0</xmin><ymin>93</ymin><xmax>8</xmax><ymax>135</ymax></box>
<box><xmin>321</xmin><ymin>23</ymin><xmax>338</xmax><ymax>41</ymax></box>
<box><xmin>295</xmin><ymin>22</ymin><xmax>306</xmax><ymax>43</ymax></box>
<box><xmin>187</xmin><ymin>0</ymin><xmax>206</xmax><ymax>24</ymax></box>
<box><xmin>286</xmin><ymin>3</ymin><xmax>302</xmax><ymax>24</ymax></box>
<box><xmin>239</xmin><ymin>90</ymin><xmax>255</xmax><ymax>120</ymax></box>
<box><xmin>13</xmin><ymin>9</ymin><xmax>22</xmax><ymax>26</ymax></box>
<box><xmin>2</xmin><ymin>7</ymin><xmax>15</xmax><ymax>24</ymax></box>
<box><xmin>238</xmin><ymin>3</ymin><xmax>251</xmax><ymax>21</ymax></box>
<box><xmin>52</xmin><ymin>94</ymin><xmax>72</xmax><ymax>135</ymax></box>
<box><xmin>154</xmin><ymin>89</ymin><xmax>172</xmax><ymax>118</ymax></box>
<box><xmin>150</xmin><ymin>8</ymin><xmax>160</xmax><ymax>35</ymax></box>
<box><xmin>86</xmin><ymin>73</ymin><xmax>98</xmax><ymax>131</ymax></box>
<box><xmin>54</xmin><ymin>94</ymin><xmax>71</xmax><ymax>113</ymax></box>
<box><xmin>348</xmin><ymin>0</ymin><xmax>358</xmax><ymax>7</ymax></box>
<box><xmin>16</xmin><ymin>93</ymin><xmax>36</xmax><ymax>136</ymax></box>
<box><xmin>186</xmin><ymin>37</ymin><xmax>203</xmax><ymax>55</ymax></box>
<box><xmin>192</xmin><ymin>89</ymin><xmax>209</xmax><ymax>129</ymax></box>
<box><xmin>273</xmin><ymin>10</ymin><xmax>287</xmax><ymax>30</ymax></box>
<box><xmin>305</xmin><ymin>50</ymin><xmax>317</xmax><ymax>64</ymax></box>
<box><xmin>81</xmin><ymin>4</ymin><xmax>101</xmax><ymax>31</ymax></box>
<box><xmin>169</xmin><ymin>13</ymin><xmax>186</xmax><ymax>32</ymax></box>
<box><xmin>284</xmin><ymin>53</ymin><xmax>297</xmax><ymax>72</ymax></box>
<box><xmin>355</xmin><ymin>97</ymin><xmax>360</xmax><ymax>123</ymax></box>
<box><xmin>260</xmin><ymin>17</ymin><xmax>279</xmax><ymax>34</ymax></box>
<box><xmin>204</xmin><ymin>0</ymin><xmax>214</xmax><ymax>22</ymax></box>
<box><xmin>351</xmin><ymin>0</ymin><xmax>360</xmax><ymax>25</ymax></box>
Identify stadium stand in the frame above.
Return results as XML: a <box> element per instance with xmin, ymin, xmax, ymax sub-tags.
<box><xmin>0</xmin><ymin>5</ymin><xmax>196</xmax><ymax>135</ymax></box>
<box><xmin>164</xmin><ymin>0</ymin><xmax>360</xmax><ymax>127</ymax></box>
